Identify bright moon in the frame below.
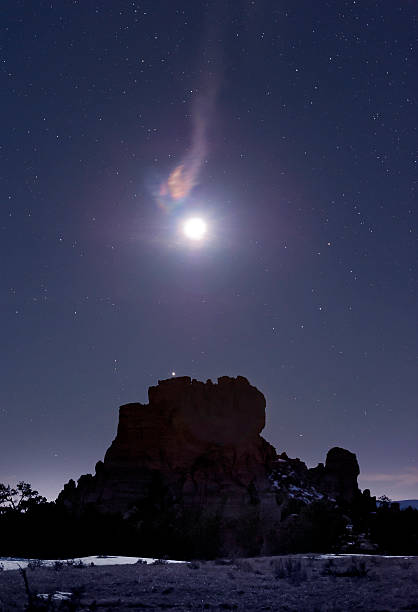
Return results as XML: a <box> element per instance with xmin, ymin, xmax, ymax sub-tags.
<box><xmin>183</xmin><ymin>217</ymin><xmax>207</xmax><ymax>241</ymax></box>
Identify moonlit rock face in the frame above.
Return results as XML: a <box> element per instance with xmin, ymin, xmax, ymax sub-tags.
<box><xmin>183</xmin><ymin>217</ymin><xmax>206</xmax><ymax>241</ymax></box>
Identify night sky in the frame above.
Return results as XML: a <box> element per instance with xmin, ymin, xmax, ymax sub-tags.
<box><xmin>1</xmin><ymin>1</ymin><xmax>417</xmax><ymax>502</ymax></box>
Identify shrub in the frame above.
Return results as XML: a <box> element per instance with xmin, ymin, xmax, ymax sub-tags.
<box><xmin>27</xmin><ymin>559</ymin><xmax>44</xmax><ymax>570</ymax></box>
<box><xmin>400</xmin><ymin>559</ymin><xmax>412</xmax><ymax>570</ymax></box>
<box><xmin>65</xmin><ymin>558</ymin><xmax>85</xmax><ymax>568</ymax></box>
<box><xmin>188</xmin><ymin>561</ymin><xmax>201</xmax><ymax>569</ymax></box>
<box><xmin>272</xmin><ymin>558</ymin><xmax>307</xmax><ymax>584</ymax></box>
<box><xmin>234</xmin><ymin>559</ymin><xmax>254</xmax><ymax>572</ymax></box>
<box><xmin>322</xmin><ymin>558</ymin><xmax>369</xmax><ymax>578</ymax></box>
<box><xmin>70</xmin><ymin>585</ymin><xmax>86</xmax><ymax>605</ymax></box>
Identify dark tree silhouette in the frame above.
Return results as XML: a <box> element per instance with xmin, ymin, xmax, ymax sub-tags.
<box><xmin>0</xmin><ymin>481</ymin><xmax>46</xmax><ymax>514</ymax></box>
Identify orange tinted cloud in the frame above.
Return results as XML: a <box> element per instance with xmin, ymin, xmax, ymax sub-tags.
<box><xmin>158</xmin><ymin>85</ymin><xmax>217</xmax><ymax>209</ymax></box>
<box><xmin>167</xmin><ymin>164</ymin><xmax>195</xmax><ymax>201</ymax></box>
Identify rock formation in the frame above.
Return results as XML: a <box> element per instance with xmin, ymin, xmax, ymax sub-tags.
<box><xmin>309</xmin><ymin>447</ymin><xmax>360</xmax><ymax>503</ymax></box>
<box><xmin>58</xmin><ymin>376</ymin><xmax>362</xmax><ymax>556</ymax></box>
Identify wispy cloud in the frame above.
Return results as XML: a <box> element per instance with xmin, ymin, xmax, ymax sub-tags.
<box><xmin>158</xmin><ymin>86</ymin><xmax>218</xmax><ymax>207</ymax></box>
<box><xmin>361</xmin><ymin>467</ymin><xmax>418</xmax><ymax>487</ymax></box>
<box><xmin>157</xmin><ymin>4</ymin><xmax>225</xmax><ymax>212</ymax></box>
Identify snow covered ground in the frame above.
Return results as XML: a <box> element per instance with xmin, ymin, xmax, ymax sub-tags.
<box><xmin>0</xmin><ymin>555</ymin><xmax>185</xmax><ymax>571</ymax></box>
<box><xmin>2</xmin><ymin>553</ymin><xmax>416</xmax><ymax>572</ymax></box>
<box><xmin>2</xmin><ymin>554</ymin><xmax>418</xmax><ymax>610</ymax></box>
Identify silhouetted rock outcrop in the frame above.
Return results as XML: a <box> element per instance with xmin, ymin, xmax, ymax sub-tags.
<box><xmin>58</xmin><ymin>376</ymin><xmax>362</xmax><ymax>556</ymax></box>
<box><xmin>309</xmin><ymin>447</ymin><xmax>360</xmax><ymax>503</ymax></box>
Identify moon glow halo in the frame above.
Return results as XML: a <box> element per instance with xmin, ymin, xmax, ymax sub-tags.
<box><xmin>182</xmin><ymin>217</ymin><xmax>207</xmax><ymax>241</ymax></box>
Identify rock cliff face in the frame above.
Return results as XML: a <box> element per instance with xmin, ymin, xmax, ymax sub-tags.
<box><xmin>58</xmin><ymin>376</ymin><xmax>361</xmax><ymax>556</ymax></box>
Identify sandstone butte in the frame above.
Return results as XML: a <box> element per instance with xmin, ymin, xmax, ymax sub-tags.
<box><xmin>58</xmin><ymin>376</ymin><xmax>366</xmax><ymax>555</ymax></box>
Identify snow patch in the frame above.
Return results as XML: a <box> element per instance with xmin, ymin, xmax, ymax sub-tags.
<box><xmin>38</xmin><ymin>592</ymin><xmax>72</xmax><ymax>601</ymax></box>
<box><xmin>0</xmin><ymin>555</ymin><xmax>185</xmax><ymax>571</ymax></box>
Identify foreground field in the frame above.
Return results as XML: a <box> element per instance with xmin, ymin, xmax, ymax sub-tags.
<box><xmin>1</xmin><ymin>554</ymin><xmax>418</xmax><ymax>611</ymax></box>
